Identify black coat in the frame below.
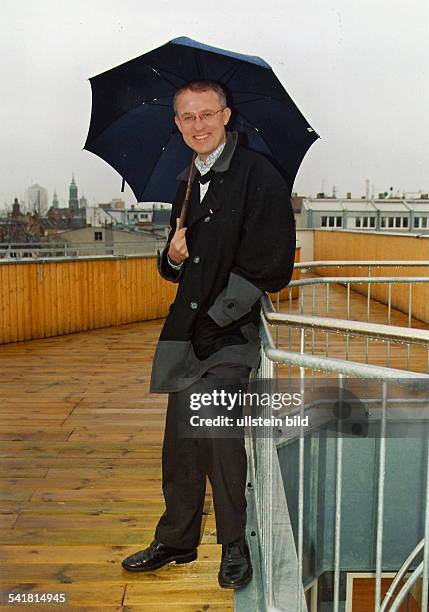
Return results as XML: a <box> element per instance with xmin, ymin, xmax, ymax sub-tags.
<box><xmin>150</xmin><ymin>132</ymin><xmax>296</xmax><ymax>393</ymax></box>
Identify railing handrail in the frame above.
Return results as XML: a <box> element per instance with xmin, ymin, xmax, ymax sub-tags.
<box><xmin>0</xmin><ymin>253</ymin><xmax>159</xmax><ymax>264</ymax></box>
<box><xmin>261</xmin><ymin>296</ymin><xmax>429</xmax><ymax>346</ymax></box>
<box><xmin>0</xmin><ymin>240</ymin><xmax>161</xmax><ymax>249</ymax></box>
<box><xmin>289</xmin><ymin>276</ymin><xmax>429</xmax><ymax>287</ymax></box>
<box><xmin>296</xmin><ymin>260</ymin><xmax>429</xmax><ymax>268</ymax></box>
<box><xmin>260</xmin><ymin>315</ymin><xmax>429</xmax><ymax>384</ymax></box>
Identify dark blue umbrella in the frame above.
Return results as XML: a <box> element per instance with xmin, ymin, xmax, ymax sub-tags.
<box><xmin>84</xmin><ymin>36</ymin><xmax>319</xmax><ymax>202</ymax></box>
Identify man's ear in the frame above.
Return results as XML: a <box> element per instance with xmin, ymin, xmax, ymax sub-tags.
<box><xmin>174</xmin><ymin>115</ymin><xmax>183</xmax><ymax>134</ymax></box>
<box><xmin>223</xmin><ymin>107</ymin><xmax>232</xmax><ymax>126</ymax></box>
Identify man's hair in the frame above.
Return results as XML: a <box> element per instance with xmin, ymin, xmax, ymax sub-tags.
<box><xmin>173</xmin><ymin>80</ymin><xmax>227</xmax><ymax>114</ymax></box>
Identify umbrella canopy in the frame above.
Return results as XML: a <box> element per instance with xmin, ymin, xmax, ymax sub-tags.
<box><xmin>84</xmin><ymin>36</ymin><xmax>319</xmax><ymax>202</ymax></box>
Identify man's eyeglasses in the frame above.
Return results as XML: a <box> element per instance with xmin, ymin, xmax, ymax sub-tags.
<box><xmin>178</xmin><ymin>108</ymin><xmax>225</xmax><ymax>125</ymax></box>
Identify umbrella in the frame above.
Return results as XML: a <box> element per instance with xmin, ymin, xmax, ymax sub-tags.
<box><xmin>84</xmin><ymin>36</ymin><xmax>319</xmax><ymax>203</ymax></box>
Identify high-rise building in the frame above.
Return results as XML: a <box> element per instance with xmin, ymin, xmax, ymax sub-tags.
<box><xmin>69</xmin><ymin>175</ymin><xmax>79</xmax><ymax>210</ymax></box>
<box><xmin>26</xmin><ymin>184</ymin><xmax>48</xmax><ymax>215</ymax></box>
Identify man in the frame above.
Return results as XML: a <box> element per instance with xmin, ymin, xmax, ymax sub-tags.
<box><xmin>122</xmin><ymin>81</ymin><xmax>296</xmax><ymax>589</ymax></box>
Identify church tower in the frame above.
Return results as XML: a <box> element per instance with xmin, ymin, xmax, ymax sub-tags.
<box><xmin>69</xmin><ymin>175</ymin><xmax>79</xmax><ymax>210</ymax></box>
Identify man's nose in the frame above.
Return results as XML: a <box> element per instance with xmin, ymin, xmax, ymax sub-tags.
<box><xmin>193</xmin><ymin>115</ymin><xmax>205</xmax><ymax>129</ymax></box>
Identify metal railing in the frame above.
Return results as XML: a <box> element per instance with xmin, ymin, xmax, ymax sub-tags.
<box><xmin>281</xmin><ymin>263</ymin><xmax>429</xmax><ymax>373</ymax></box>
<box><xmin>238</xmin><ymin>263</ymin><xmax>429</xmax><ymax>612</ymax></box>
<box><xmin>380</xmin><ymin>538</ymin><xmax>425</xmax><ymax>611</ymax></box>
<box><xmin>0</xmin><ymin>240</ymin><xmax>164</xmax><ymax>259</ymax></box>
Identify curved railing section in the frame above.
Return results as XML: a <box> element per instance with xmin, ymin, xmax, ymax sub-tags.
<box><xmin>236</xmin><ymin>262</ymin><xmax>429</xmax><ymax>612</ymax></box>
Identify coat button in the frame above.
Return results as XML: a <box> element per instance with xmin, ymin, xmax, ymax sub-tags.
<box><xmin>193</xmin><ymin>256</ymin><xmax>200</xmax><ymax>264</ymax></box>
<box><xmin>204</xmin><ymin>216</ymin><xmax>211</xmax><ymax>222</ymax></box>
<box><xmin>190</xmin><ymin>301</ymin><xmax>198</xmax><ymax>310</ymax></box>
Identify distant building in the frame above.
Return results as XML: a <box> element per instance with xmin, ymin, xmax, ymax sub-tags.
<box><xmin>291</xmin><ymin>194</ymin><xmax>304</xmax><ymax>227</ymax></box>
<box><xmin>86</xmin><ymin>201</ymin><xmax>171</xmax><ymax>237</ymax></box>
<box><xmin>43</xmin><ymin>205</ymin><xmax>86</xmax><ymax>236</ymax></box>
<box><xmin>302</xmin><ymin>197</ymin><xmax>429</xmax><ymax>233</ymax></box>
<box><xmin>12</xmin><ymin>197</ymin><xmax>21</xmax><ymax>217</ymax></box>
<box><xmin>45</xmin><ymin>226</ymin><xmax>165</xmax><ymax>256</ymax></box>
<box><xmin>110</xmin><ymin>198</ymin><xmax>125</xmax><ymax>209</ymax></box>
<box><xmin>26</xmin><ymin>183</ymin><xmax>48</xmax><ymax>215</ymax></box>
<box><xmin>69</xmin><ymin>175</ymin><xmax>79</xmax><ymax>210</ymax></box>
<box><xmin>52</xmin><ymin>190</ymin><xmax>59</xmax><ymax>209</ymax></box>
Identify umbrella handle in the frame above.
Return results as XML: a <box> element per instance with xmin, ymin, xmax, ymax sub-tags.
<box><xmin>178</xmin><ymin>152</ymin><xmax>196</xmax><ymax>229</ymax></box>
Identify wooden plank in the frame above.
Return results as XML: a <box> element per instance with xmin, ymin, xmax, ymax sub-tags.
<box><xmin>0</xmin><ymin>515</ymin><xmax>17</xmax><ymax>529</ymax></box>
<box><xmin>87</xmin><ymin>260</ymin><xmax>95</xmax><ymax>330</ymax></box>
<box><xmin>15</xmin><ymin>263</ymin><xmax>25</xmax><ymax>341</ymax></box>
<box><xmin>124</xmin><ymin>582</ymin><xmax>232</xmax><ymax>606</ymax></box>
<box><xmin>351</xmin><ymin>576</ymin><xmax>419</xmax><ymax>612</ymax></box>
<box><xmin>13</xmin><ymin>512</ymin><xmax>215</xmax><ymax>531</ymax></box>
<box><xmin>0</xmin><ymin>264</ymin><xmax>4</xmax><ymax>343</ymax></box>
<box><xmin>55</xmin><ymin>260</ymin><xmax>65</xmax><ymax>336</ymax></box>
<box><xmin>0</xmin><ymin>529</ymin><xmax>217</xmax><ymax>545</ymax></box>
<box><xmin>0</xmin><ymin>500</ymin><xmax>204</xmax><ymax>515</ymax></box>
<box><xmin>0</xmin><ymin>560</ymin><xmax>222</xmax><ymax>583</ymax></box>
<box><xmin>8</xmin><ymin>265</ymin><xmax>19</xmax><ymax>342</ymax></box>
<box><xmin>0</xmin><ymin>543</ymin><xmax>221</xmax><ymax>564</ymax></box>
<box><xmin>2</xmin><ymin>265</ymin><xmax>11</xmax><ymax>342</ymax></box>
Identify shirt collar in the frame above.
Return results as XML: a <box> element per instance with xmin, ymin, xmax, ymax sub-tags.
<box><xmin>176</xmin><ymin>131</ymin><xmax>239</xmax><ymax>181</ymax></box>
<box><xmin>194</xmin><ymin>141</ymin><xmax>226</xmax><ymax>176</ymax></box>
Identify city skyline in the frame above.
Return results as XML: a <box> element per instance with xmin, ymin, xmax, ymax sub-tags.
<box><xmin>1</xmin><ymin>1</ymin><xmax>428</xmax><ymax>209</ymax></box>
<box><xmin>3</xmin><ymin>176</ymin><xmax>428</xmax><ymax>216</ymax></box>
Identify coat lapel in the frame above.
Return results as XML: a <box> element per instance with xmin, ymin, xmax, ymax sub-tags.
<box><xmin>178</xmin><ymin>131</ymin><xmax>239</xmax><ymax>229</ymax></box>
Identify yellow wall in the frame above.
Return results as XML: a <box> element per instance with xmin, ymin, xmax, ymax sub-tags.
<box><xmin>0</xmin><ymin>256</ymin><xmax>176</xmax><ymax>344</ymax></box>
<box><xmin>0</xmin><ymin>248</ymin><xmax>300</xmax><ymax>345</ymax></box>
<box><xmin>314</xmin><ymin>231</ymin><xmax>429</xmax><ymax>323</ymax></box>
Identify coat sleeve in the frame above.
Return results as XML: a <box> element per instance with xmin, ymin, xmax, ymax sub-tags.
<box><xmin>157</xmin><ymin>185</ymin><xmax>186</xmax><ymax>283</ymax></box>
<box><xmin>208</xmin><ymin>157</ymin><xmax>296</xmax><ymax>327</ymax></box>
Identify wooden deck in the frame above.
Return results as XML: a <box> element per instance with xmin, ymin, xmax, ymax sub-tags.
<box><xmin>0</xmin><ymin>282</ymin><xmax>428</xmax><ymax>610</ymax></box>
<box><xmin>0</xmin><ymin>320</ymin><xmax>232</xmax><ymax>611</ymax></box>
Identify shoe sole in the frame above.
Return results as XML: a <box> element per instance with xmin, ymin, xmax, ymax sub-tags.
<box><xmin>218</xmin><ymin>568</ymin><xmax>253</xmax><ymax>589</ymax></box>
<box><xmin>122</xmin><ymin>551</ymin><xmax>197</xmax><ymax>572</ymax></box>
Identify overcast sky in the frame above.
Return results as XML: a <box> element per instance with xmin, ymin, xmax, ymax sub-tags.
<box><xmin>1</xmin><ymin>0</ymin><xmax>428</xmax><ymax>209</ymax></box>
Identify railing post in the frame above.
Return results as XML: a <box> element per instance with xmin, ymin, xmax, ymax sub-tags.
<box><xmin>297</xmin><ymin>327</ymin><xmax>306</xmax><ymax>612</ymax></box>
<box><xmin>421</xmin><ymin>437</ymin><xmax>429</xmax><ymax>611</ymax></box>
<box><xmin>333</xmin><ymin>374</ymin><xmax>344</xmax><ymax>612</ymax></box>
<box><xmin>375</xmin><ymin>381</ymin><xmax>387</xmax><ymax>612</ymax></box>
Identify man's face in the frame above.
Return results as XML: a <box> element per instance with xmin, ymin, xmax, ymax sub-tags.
<box><xmin>174</xmin><ymin>89</ymin><xmax>231</xmax><ymax>161</ymax></box>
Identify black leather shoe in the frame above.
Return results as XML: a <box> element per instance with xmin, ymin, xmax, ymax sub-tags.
<box><xmin>122</xmin><ymin>539</ymin><xmax>197</xmax><ymax>572</ymax></box>
<box><xmin>218</xmin><ymin>536</ymin><xmax>253</xmax><ymax>589</ymax></box>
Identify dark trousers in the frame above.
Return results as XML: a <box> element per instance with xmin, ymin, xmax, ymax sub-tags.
<box><xmin>155</xmin><ymin>364</ymin><xmax>251</xmax><ymax>549</ymax></box>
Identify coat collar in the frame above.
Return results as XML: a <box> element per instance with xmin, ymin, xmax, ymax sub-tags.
<box><xmin>176</xmin><ymin>131</ymin><xmax>239</xmax><ymax>182</ymax></box>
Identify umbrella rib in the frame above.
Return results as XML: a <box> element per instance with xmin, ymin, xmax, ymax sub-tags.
<box><xmin>217</xmin><ymin>61</ymin><xmax>243</xmax><ymax>87</ymax></box>
<box><xmin>235</xmin><ymin>108</ymin><xmax>275</xmax><ymax>157</ymax></box>
<box><xmin>139</xmin><ymin>128</ymin><xmax>182</xmax><ymax>200</ymax></box>
<box><xmin>229</xmin><ymin>90</ymin><xmax>290</xmax><ymax>106</ymax></box>
<box><xmin>147</xmin><ymin>65</ymin><xmax>185</xmax><ymax>93</ymax></box>
<box><xmin>194</xmin><ymin>47</ymin><xmax>205</xmax><ymax>80</ymax></box>
<box><xmin>146</xmin><ymin>101</ymin><xmax>172</xmax><ymax>108</ymax></box>
<box><xmin>148</xmin><ymin>66</ymin><xmax>187</xmax><ymax>84</ymax></box>
<box><xmin>232</xmin><ymin>95</ymin><xmax>274</xmax><ymax>106</ymax></box>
